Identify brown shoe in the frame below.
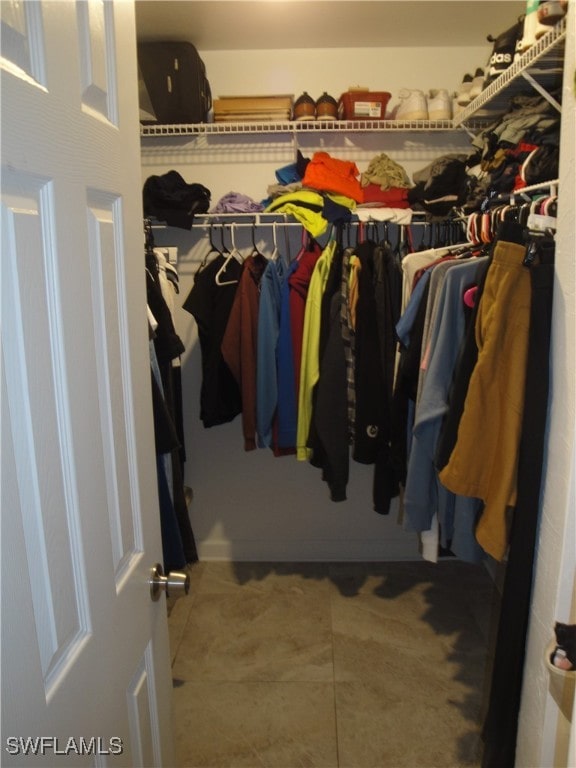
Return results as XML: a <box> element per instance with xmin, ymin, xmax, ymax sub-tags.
<box><xmin>293</xmin><ymin>92</ymin><xmax>316</xmax><ymax>121</ymax></box>
<box><xmin>316</xmin><ymin>92</ymin><xmax>338</xmax><ymax>121</ymax></box>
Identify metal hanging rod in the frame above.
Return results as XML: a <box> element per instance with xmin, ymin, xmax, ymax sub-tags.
<box><xmin>192</xmin><ymin>220</ymin><xmax>302</xmax><ymax>229</ymax></box>
<box><xmin>148</xmin><ymin>211</ymin><xmax>461</xmax><ymax>231</ymax></box>
<box><xmin>187</xmin><ymin>210</ymin><xmax>430</xmax><ymax>227</ymax></box>
<box><xmin>512</xmin><ymin>179</ymin><xmax>559</xmax><ymax>197</ymax></box>
<box><xmin>190</xmin><ymin>219</ymin><xmax>451</xmax><ymax>230</ymax></box>
<box><xmin>494</xmin><ymin>179</ymin><xmax>559</xmax><ymax>205</ymax></box>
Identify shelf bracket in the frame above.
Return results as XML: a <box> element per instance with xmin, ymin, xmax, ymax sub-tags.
<box><xmin>459</xmin><ymin>124</ymin><xmax>480</xmax><ymax>141</ymax></box>
<box><xmin>520</xmin><ymin>70</ymin><xmax>562</xmax><ymax>113</ymax></box>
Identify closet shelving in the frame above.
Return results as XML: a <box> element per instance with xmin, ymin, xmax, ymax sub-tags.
<box><xmin>140</xmin><ymin>118</ymin><xmax>460</xmax><ymax>137</ymax></box>
<box><xmin>140</xmin><ymin>18</ymin><xmax>566</xmax><ymax>142</ymax></box>
<box><xmin>454</xmin><ymin>17</ymin><xmax>566</xmax><ymax>126</ymax></box>
<box><xmin>141</xmin><ymin>17</ymin><xmax>566</xmax><ymax>242</ymax></box>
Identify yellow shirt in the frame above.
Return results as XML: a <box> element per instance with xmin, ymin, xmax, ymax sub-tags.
<box><xmin>296</xmin><ymin>239</ymin><xmax>337</xmax><ymax>460</ymax></box>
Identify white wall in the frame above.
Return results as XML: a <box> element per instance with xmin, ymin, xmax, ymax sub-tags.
<box><xmin>141</xmin><ymin>42</ymin><xmax>480</xmax><ymax>561</ymax></box>
<box><xmin>516</xmin><ymin>5</ymin><xmax>576</xmax><ymax>765</ymax></box>
<box><xmin>201</xmin><ymin>45</ymin><xmax>491</xmax><ymax>104</ymax></box>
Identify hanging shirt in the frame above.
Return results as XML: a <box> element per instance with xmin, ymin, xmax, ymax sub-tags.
<box><xmin>256</xmin><ymin>257</ymin><xmax>286</xmax><ymax>449</ymax></box>
<box><xmin>340</xmin><ymin>247</ymin><xmax>356</xmax><ymax>443</ymax></box>
<box><xmin>221</xmin><ymin>253</ymin><xmax>268</xmax><ymax>451</ymax></box>
<box><xmin>276</xmin><ymin>258</ymin><xmax>301</xmax><ymax>450</ymax></box>
<box><xmin>439</xmin><ymin>226</ymin><xmax>531</xmax><ymax>561</ymax></box>
<box><xmin>182</xmin><ymin>254</ymin><xmax>242</xmax><ymax>427</ymax></box>
<box><xmin>312</xmin><ymin>287</ymin><xmax>350</xmax><ymax>501</ymax></box>
<box><xmin>296</xmin><ymin>239</ymin><xmax>337</xmax><ymax>460</ymax></box>
<box><xmin>403</xmin><ymin>258</ymin><xmax>489</xmax><ymax>564</ymax></box>
<box><xmin>288</xmin><ymin>242</ymin><xmax>323</xmax><ymax>402</ymax></box>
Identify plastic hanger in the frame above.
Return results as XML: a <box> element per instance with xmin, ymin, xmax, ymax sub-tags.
<box><xmin>269</xmin><ymin>222</ymin><xmax>280</xmax><ymax>261</ymax></box>
<box><xmin>215</xmin><ymin>224</ymin><xmax>243</xmax><ymax>286</ymax></box>
<box><xmin>463</xmin><ymin>285</ymin><xmax>478</xmax><ymax>308</ymax></box>
<box><xmin>250</xmin><ymin>223</ymin><xmax>266</xmax><ymax>260</ymax></box>
<box><xmin>195</xmin><ymin>223</ymin><xmax>224</xmax><ymax>275</ymax></box>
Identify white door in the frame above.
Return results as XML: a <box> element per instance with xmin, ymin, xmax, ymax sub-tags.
<box><xmin>1</xmin><ymin>1</ymin><xmax>174</xmax><ymax>765</ymax></box>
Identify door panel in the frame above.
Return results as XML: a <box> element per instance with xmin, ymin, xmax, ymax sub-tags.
<box><xmin>1</xmin><ymin>2</ymin><xmax>174</xmax><ymax>765</ymax></box>
<box><xmin>2</xmin><ymin>176</ymin><xmax>91</xmax><ymax>699</ymax></box>
<box><xmin>87</xmin><ymin>194</ymin><xmax>141</xmax><ymax>579</ymax></box>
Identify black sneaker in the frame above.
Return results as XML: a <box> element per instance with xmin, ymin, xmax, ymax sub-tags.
<box><xmin>483</xmin><ymin>17</ymin><xmax>525</xmax><ymax>88</ymax></box>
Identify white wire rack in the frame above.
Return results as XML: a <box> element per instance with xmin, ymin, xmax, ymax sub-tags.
<box><xmin>454</xmin><ymin>18</ymin><xmax>566</xmax><ymax>126</ymax></box>
<box><xmin>140</xmin><ymin>118</ymin><xmax>465</xmax><ymax>138</ymax></box>
<box><xmin>140</xmin><ymin>18</ymin><xmax>565</xmax><ymax>141</ymax></box>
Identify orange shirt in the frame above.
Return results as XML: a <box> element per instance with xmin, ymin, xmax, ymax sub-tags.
<box><xmin>303</xmin><ymin>152</ymin><xmax>364</xmax><ymax>203</ymax></box>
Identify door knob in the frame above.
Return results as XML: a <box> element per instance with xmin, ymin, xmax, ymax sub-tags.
<box><xmin>149</xmin><ymin>563</ymin><xmax>190</xmax><ymax>601</ymax></box>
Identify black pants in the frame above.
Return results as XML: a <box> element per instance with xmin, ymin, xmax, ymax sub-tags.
<box><xmin>482</xmin><ymin>237</ymin><xmax>555</xmax><ymax>768</ymax></box>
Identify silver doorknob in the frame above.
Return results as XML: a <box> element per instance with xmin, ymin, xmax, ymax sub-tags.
<box><xmin>149</xmin><ymin>563</ymin><xmax>190</xmax><ymax>601</ymax></box>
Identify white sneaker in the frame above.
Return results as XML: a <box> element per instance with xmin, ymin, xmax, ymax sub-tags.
<box><xmin>456</xmin><ymin>73</ymin><xmax>474</xmax><ymax>106</ymax></box>
<box><xmin>395</xmin><ymin>89</ymin><xmax>429</xmax><ymax>120</ymax></box>
<box><xmin>519</xmin><ymin>7</ymin><xmax>550</xmax><ymax>51</ymax></box>
<box><xmin>428</xmin><ymin>89</ymin><xmax>452</xmax><ymax>120</ymax></box>
<box><xmin>452</xmin><ymin>96</ymin><xmax>463</xmax><ymax>119</ymax></box>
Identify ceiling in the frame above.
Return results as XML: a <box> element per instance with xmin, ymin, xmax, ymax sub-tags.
<box><xmin>135</xmin><ymin>1</ymin><xmax>526</xmax><ymax>50</ymax></box>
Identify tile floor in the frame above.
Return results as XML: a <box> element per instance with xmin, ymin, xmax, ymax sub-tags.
<box><xmin>168</xmin><ymin>560</ymin><xmax>500</xmax><ymax>768</ymax></box>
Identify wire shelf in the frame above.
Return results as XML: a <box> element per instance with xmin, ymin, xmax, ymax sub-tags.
<box><xmin>140</xmin><ymin>14</ymin><xmax>565</xmax><ymax>142</ymax></box>
<box><xmin>453</xmin><ymin>18</ymin><xmax>566</xmax><ymax>126</ymax></box>
<box><xmin>140</xmin><ymin>118</ymin><xmax>471</xmax><ymax>138</ymax></box>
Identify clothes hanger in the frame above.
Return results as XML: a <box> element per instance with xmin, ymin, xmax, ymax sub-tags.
<box><xmin>250</xmin><ymin>223</ymin><xmax>266</xmax><ymax>260</ymax></box>
<box><xmin>420</xmin><ymin>221</ymin><xmax>433</xmax><ymax>251</ymax></box>
<box><xmin>463</xmin><ymin>285</ymin><xmax>478</xmax><ymax>308</ymax></box>
<box><xmin>294</xmin><ymin>227</ymin><xmax>308</xmax><ymax>261</ymax></box>
<box><xmin>195</xmin><ymin>223</ymin><xmax>224</xmax><ymax>275</ymax></box>
<box><xmin>269</xmin><ymin>222</ymin><xmax>280</xmax><ymax>261</ymax></box>
<box><xmin>215</xmin><ymin>223</ymin><xmax>243</xmax><ymax>286</ymax></box>
<box><xmin>379</xmin><ymin>221</ymin><xmax>394</xmax><ymax>254</ymax></box>
<box><xmin>144</xmin><ymin>218</ymin><xmax>159</xmax><ymax>276</ymax></box>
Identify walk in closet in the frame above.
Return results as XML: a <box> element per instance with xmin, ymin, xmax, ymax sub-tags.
<box><xmin>136</xmin><ymin>2</ymin><xmax>575</xmax><ymax>765</ymax></box>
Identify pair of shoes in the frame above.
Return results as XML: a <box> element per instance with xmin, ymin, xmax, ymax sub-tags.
<box><xmin>293</xmin><ymin>91</ymin><xmax>338</xmax><ymax>121</ymax></box>
<box><xmin>519</xmin><ymin>3</ymin><xmax>556</xmax><ymax>53</ymax></box>
<box><xmin>393</xmin><ymin>89</ymin><xmax>452</xmax><ymax>121</ymax></box>
<box><xmin>428</xmin><ymin>89</ymin><xmax>453</xmax><ymax>120</ymax></box>
<box><xmin>455</xmin><ymin>68</ymin><xmax>485</xmax><ymax>106</ymax></box>
<box><xmin>393</xmin><ymin>89</ymin><xmax>428</xmax><ymax>120</ymax></box>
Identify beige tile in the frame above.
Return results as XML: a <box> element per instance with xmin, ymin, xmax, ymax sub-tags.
<box><xmin>328</xmin><ymin>561</ymin><xmax>436</xmax><ymax>598</ymax></box>
<box><xmin>173</xmin><ymin>681</ymin><xmax>338</xmax><ymax>768</ymax></box>
<box><xmin>169</xmin><ymin>561</ymin><xmax>494</xmax><ymax>767</ymax></box>
<box><xmin>168</xmin><ymin>562</ymin><xmax>207</xmax><ymax>664</ymax></box>
<box><xmin>173</xmin><ymin>591</ymin><xmax>334</xmax><ymax>682</ymax></box>
<box><xmin>327</xmin><ymin>561</ymin><xmax>495</xmax><ymax>602</ymax></box>
<box><xmin>332</xmin><ymin>589</ymin><xmax>487</xmax><ymax>676</ymax></box>
<box><xmin>196</xmin><ymin>561</ymin><xmax>331</xmax><ymax>597</ymax></box>
<box><xmin>335</xmin><ymin>680</ymin><xmax>483</xmax><ymax>768</ymax></box>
